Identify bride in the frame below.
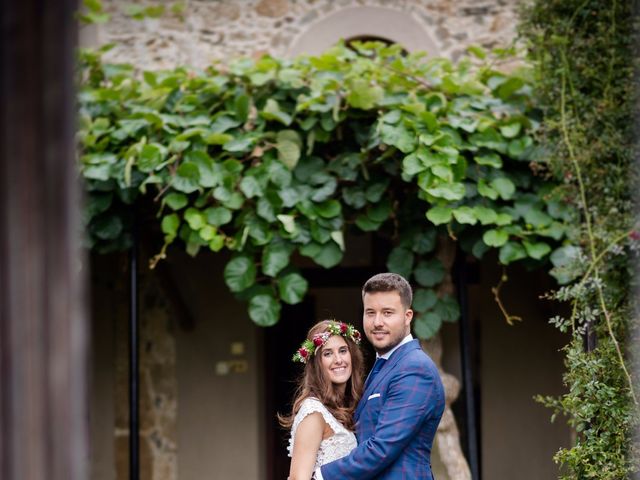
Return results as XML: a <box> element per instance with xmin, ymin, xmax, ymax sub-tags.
<box><xmin>279</xmin><ymin>320</ymin><xmax>365</xmax><ymax>480</ymax></box>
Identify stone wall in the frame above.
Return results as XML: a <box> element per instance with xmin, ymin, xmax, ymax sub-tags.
<box><xmin>112</xmin><ymin>264</ymin><xmax>178</xmax><ymax>480</ymax></box>
<box><xmin>95</xmin><ymin>0</ymin><xmax>520</xmax><ymax>69</ymax></box>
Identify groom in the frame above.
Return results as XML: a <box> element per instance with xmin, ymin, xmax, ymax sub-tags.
<box><xmin>317</xmin><ymin>272</ymin><xmax>445</xmax><ymax>479</ymax></box>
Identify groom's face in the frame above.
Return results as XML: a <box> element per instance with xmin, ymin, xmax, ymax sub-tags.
<box><xmin>363</xmin><ymin>291</ymin><xmax>413</xmax><ymax>355</ymax></box>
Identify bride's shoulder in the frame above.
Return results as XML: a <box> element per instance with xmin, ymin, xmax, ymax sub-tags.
<box><xmin>296</xmin><ymin>396</ymin><xmax>327</xmax><ymax>416</ymax></box>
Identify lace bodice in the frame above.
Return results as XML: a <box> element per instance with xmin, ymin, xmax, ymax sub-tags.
<box><xmin>287</xmin><ymin>397</ymin><xmax>357</xmax><ymax>470</ymax></box>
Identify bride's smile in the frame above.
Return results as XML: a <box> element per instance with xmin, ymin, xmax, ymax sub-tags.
<box><xmin>320</xmin><ymin>336</ymin><xmax>353</xmax><ymax>387</ymax></box>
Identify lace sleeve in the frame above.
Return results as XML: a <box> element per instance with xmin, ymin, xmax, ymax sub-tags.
<box><xmin>287</xmin><ymin>397</ymin><xmax>342</xmax><ymax>457</ymax></box>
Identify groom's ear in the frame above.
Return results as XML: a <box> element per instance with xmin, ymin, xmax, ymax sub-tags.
<box><xmin>405</xmin><ymin>308</ymin><xmax>413</xmax><ymax>325</ymax></box>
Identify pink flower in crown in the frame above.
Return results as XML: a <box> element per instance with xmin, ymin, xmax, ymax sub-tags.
<box><xmin>630</xmin><ymin>231</ymin><xmax>640</xmax><ymax>241</ymax></box>
<box><xmin>298</xmin><ymin>347</ymin><xmax>309</xmax><ymax>359</ymax></box>
<box><xmin>313</xmin><ymin>335</ymin><xmax>325</xmax><ymax>347</ymax></box>
<box><xmin>340</xmin><ymin>323</ymin><xmax>348</xmax><ymax>334</ymax></box>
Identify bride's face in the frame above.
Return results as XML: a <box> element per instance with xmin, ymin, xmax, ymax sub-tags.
<box><xmin>319</xmin><ymin>335</ymin><xmax>352</xmax><ymax>387</ymax></box>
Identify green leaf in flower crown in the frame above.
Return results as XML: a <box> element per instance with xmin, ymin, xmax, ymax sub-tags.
<box><xmin>262</xmin><ymin>241</ymin><xmax>293</xmax><ymax>277</ymax></box>
<box><xmin>413</xmin><ymin>288</ymin><xmax>438</xmax><ymax>313</ymax></box>
<box><xmin>248</xmin><ymin>293</ymin><xmax>281</xmax><ymax>326</ymax></box>
<box><xmin>184</xmin><ymin>207</ymin><xmax>205</xmax><ymax>230</ymax></box>
<box><xmin>164</xmin><ymin>192</ymin><xmax>187</xmax><ymax>211</ymax></box>
<box><xmin>224</xmin><ymin>255</ymin><xmax>257</xmax><ymax>292</ymax></box>
<box><xmin>161</xmin><ymin>213</ymin><xmax>180</xmax><ymax>241</ymax></box>
<box><xmin>523</xmin><ymin>240</ymin><xmax>552</xmax><ymax>260</ymax></box>
<box><xmin>490</xmin><ymin>177</ymin><xmax>516</xmax><ymax>200</ymax></box>
<box><xmin>386</xmin><ymin>247</ymin><xmax>414</xmax><ymax>279</ymax></box>
<box><xmin>452</xmin><ymin>206</ymin><xmax>477</xmax><ymax>225</ymax></box>
<box><xmin>426</xmin><ymin>205</ymin><xmax>453</xmax><ymax>225</ymax></box>
<box><xmin>414</xmin><ymin>258</ymin><xmax>445</xmax><ymax>287</ymax></box>
<box><xmin>261</xmin><ymin>99</ymin><xmax>292</xmax><ymax>126</ymax></box>
<box><xmin>434</xmin><ymin>295</ymin><xmax>460</xmax><ymax>322</ymax></box>
<box><xmin>413</xmin><ymin>312</ymin><xmax>442</xmax><ymax>339</ymax></box>
<box><xmin>380</xmin><ymin>123</ymin><xmax>415</xmax><ymax>154</ymax></box>
<box><xmin>499</xmin><ymin>241</ymin><xmax>527</xmax><ymax>264</ymax></box>
<box><xmin>314</xmin><ymin>199</ymin><xmax>341</xmax><ymax>219</ymax></box>
<box><xmin>483</xmin><ymin>228</ymin><xmax>509</xmax><ymax>247</ymax></box>
<box><xmin>278</xmin><ymin>272</ymin><xmax>309</xmax><ymax>304</ymax></box>
<box><xmin>172</xmin><ymin>162</ymin><xmax>200</xmax><ymax>193</ymax></box>
<box><xmin>205</xmin><ymin>206</ymin><xmax>232</xmax><ymax>226</ymax></box>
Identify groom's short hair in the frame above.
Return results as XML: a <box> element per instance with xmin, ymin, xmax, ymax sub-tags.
<box><xmin>362</xmin><ymin>273</ymin><xmax>413</xmax><ymax>309</ymax></box>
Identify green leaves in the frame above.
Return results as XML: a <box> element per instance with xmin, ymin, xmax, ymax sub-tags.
<box><xmin>262</xmin><ymin>241</ymin><xmax>293</xmax><ymax>277</ymax></box>
<box><xmin>414</xmin><ymin>259</ymin><xmax>445</xmax><ymax>287</ymax></box>
<box><xmin>276</xmin><ymin>130</ymin><xmax>302</xmax><ymax>170</ymax></box>
<box><xmin>79</xmin><ymin>41</ymin><xmax>562</xmax><ymax>332</ymax></box>
<box><xmin>249</xmin><ymin>293</ymin><xmax>281</xmax><ymax>326</ymax></box>
<box><xmin>386</xmin><ymin>247</ymin><xmax>414</xmax><ymax>279</ymax></box>
<box><xmin>224</xmin><ymin>256</ymin><xmax>257</xmax><ymax>292</ymax></box>
<box><xmin>346</xmin><ymin>78</ymin><xmax>383</xmax><ymax>109</ymax></box>
<box><xmin>278</xmin><ymin>272</ymin><xmax>308</xmax><ymax>304</ymax></box>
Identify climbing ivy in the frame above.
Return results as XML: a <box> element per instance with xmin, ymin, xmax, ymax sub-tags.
<box><xmin>78</xmin><ymin>41</ymin><xmax>570</xmax><ymax>333</ymax></box>
<box><xmin>520</xmin><ymin>0</ymin><xmax>639</xmax><ymax>477</ymax></box>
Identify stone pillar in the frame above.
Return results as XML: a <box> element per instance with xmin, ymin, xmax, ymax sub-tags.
<box><xmin>114</xmin><ymin>269</ymin><xmax>178</xmax><ymax>480</ymax></box>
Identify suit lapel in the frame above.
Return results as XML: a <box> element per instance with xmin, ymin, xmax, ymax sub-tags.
<box><xmin>355</xmin><ymin>339</ymin><xmax>420</xmax><ymax>420</ymax></box>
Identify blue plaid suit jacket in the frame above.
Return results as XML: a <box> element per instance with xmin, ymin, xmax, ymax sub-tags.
<box><xmin>320</xmin><ymin>339</ymin><xmax>445</xmax><ymax>480</ymax></box>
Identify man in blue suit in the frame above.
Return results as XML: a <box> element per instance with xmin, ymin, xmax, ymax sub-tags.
<box><xmin>317</xmin><ymin>272</ymin><xmax>445</xmax><ymax>479</ymax></box>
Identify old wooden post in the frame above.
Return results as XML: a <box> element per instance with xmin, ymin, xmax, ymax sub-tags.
<box><xmin>0</xmin><ymin>1</ymin><xmax>87</xmax><ymax>479</ymax></box>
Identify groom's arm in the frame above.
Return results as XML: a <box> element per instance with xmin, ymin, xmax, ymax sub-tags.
<box><xmin>319</xmin><ymin>362</ymin><xmax>441</xmax><ymax>480</ymax></box>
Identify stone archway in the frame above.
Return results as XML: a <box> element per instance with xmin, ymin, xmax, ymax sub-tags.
<box><xmin>287</xmin><ymin>6</ymin><xmax>440</xmax><ymax>56</ymax></box>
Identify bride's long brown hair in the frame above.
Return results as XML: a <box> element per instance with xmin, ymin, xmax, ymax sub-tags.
<box><xmin>278</xmin><ymin>320</ymin><xmax>365</xmax><ymax>431</ymax></box>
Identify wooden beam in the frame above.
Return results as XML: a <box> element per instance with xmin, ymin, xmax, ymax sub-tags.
<box><xmin>0</xmin><ymin>2</ymin><xmax>87</xmax><ymax>480</ymax></box>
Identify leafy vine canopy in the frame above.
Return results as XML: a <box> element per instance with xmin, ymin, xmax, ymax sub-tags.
<box><xmin>78</xmin><ymin>41</ymin><xmax>575</xmax><ymax>335</ymax></box>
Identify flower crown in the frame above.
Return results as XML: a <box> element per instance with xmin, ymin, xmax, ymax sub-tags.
<box><xmin>292</xmin><ymin>321</ymin><xmax>362</xmax><ymax>364</ymax></box>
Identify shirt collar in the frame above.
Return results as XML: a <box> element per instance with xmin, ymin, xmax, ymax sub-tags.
<box><xmin>377</xmin><ymin>334</ymin><xmax>413</xmax><ymax>360</ymax></box>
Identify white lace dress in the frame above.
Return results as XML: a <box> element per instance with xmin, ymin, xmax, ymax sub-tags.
<box><xmin>287</xmin><ymin>397</ymin><xmax>357</xmax><ymax>471</ymax></box>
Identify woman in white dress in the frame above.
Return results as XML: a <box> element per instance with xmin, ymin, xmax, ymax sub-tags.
<box><xmin>279</xmin><ymin>320</ymin><xmax>365</xmax><ymax>480</ymax></box>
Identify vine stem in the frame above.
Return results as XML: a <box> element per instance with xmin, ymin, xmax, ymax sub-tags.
<box><xmin>559</xmin><ymin>52</ymin><xmax>638</xmax><ymax>406</ymax></box>
<box><xmin>491</xmin><ymin>269</ymin><xmax>522</xmax><ymax>326</ymax></box>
